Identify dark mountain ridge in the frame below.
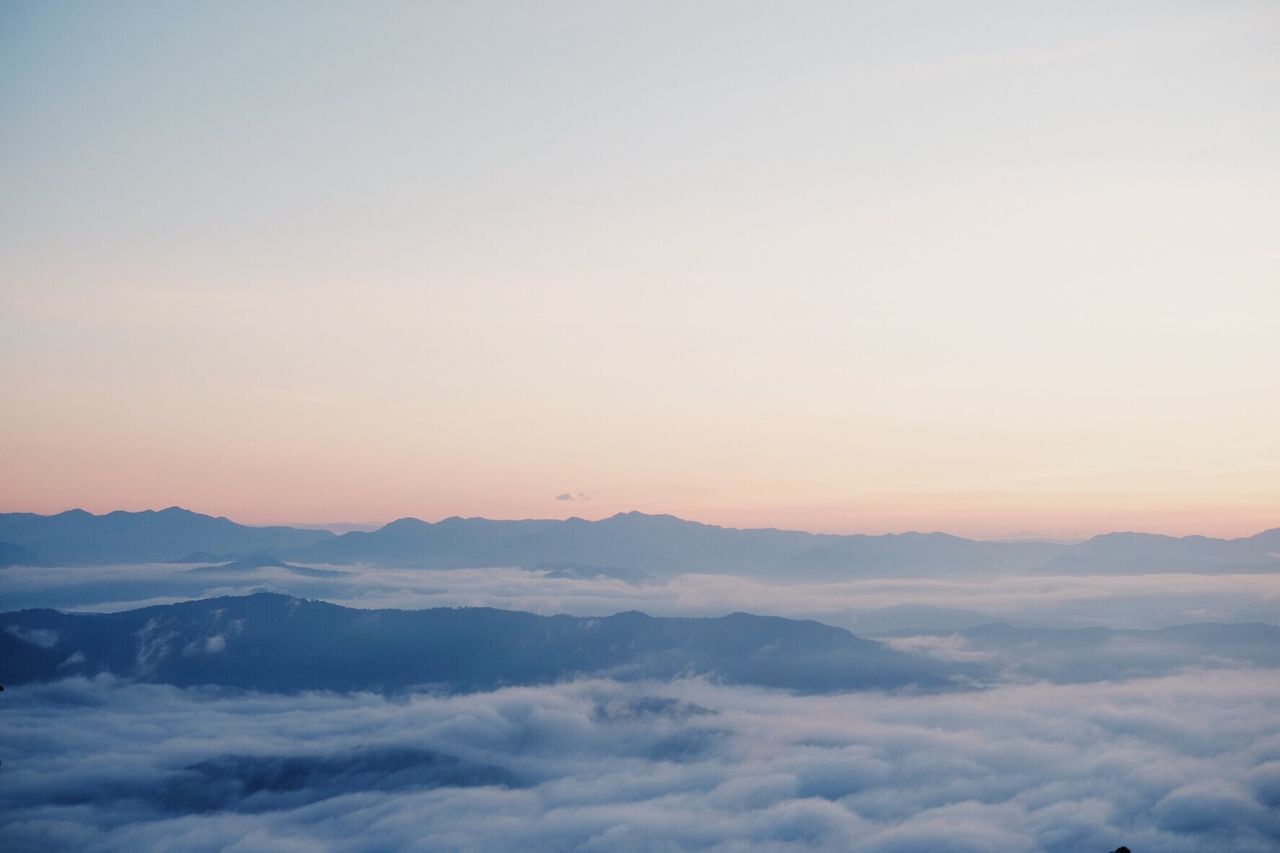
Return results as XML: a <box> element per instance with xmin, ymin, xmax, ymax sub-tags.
<box><xmin>0</xmin><ymin>592</ymin><xmax>953</xmax><ymax>693</ymax></box>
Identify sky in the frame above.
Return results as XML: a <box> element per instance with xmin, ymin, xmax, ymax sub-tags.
<box><xmin>1</xmin><ymin>1</ymin><xmax>1278</xmax><ymax>538</ymax></box>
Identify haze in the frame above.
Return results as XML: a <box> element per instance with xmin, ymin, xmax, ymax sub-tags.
<box><xmin>2</xmin><ymin>1</ymin><xmax>1278</xmax><ymax>538</ymax></box>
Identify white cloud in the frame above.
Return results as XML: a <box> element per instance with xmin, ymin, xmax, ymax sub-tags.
<box><xmin>881</xmin><ymin>634</ymin><xmax>993</xmax><ymax>663</ymax></box>
<box><xmin>5</xmin><ymin>624</ymin><xmax>58</xmax><ymax>649</ymax></box>
<box><xmin>2</xmin><ymin>669</ymin><xmax>1277</xmax><ymax>851</ymax></box>
<box><xmin>2</xmin><ymin>563</ymin><xmax>1276</xmax><ymax>631</ymax></box>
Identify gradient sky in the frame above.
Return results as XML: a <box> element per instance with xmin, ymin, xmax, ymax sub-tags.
<box><xmin>2</xmin><ymin>1</ymin><xmax>1278</xmax><ymax>538</ymax></box>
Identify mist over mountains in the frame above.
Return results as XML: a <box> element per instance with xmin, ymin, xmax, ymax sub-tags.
<box><xmin>6</xmin><ymin>593</ymin><xmax>1276</xmax><ymax>696</ymax></box>
<box><xmin>4</xmin><ymin>514</ymin><xmax>1277</xmax><ymax>851</ymax></box>
<box><xmin>3</xmin><ymin>507</ymin><xmax>1279</xmax><ymax>577</ymax></box>
<box><xmin>2</xmin><ymin>592</ymin><xmax>953</xmax><ymax>693</ymax></box>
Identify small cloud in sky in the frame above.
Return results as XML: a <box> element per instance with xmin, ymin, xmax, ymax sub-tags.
<box><xmin>555</xmin><ymin>492</ymin><xmax>591</xmax><ymax>502</ymax></box>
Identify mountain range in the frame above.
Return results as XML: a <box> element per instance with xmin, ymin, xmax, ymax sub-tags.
<box><xmin>5</xmin><ymin>593</ymin><xmax>1274</xmax><ymax>694</ymax></box>
<box><xmin>0</xmin><ymin>508</ymin><xmax>329</xmax><ymax>566</ymax></box>
<box><xmin>1</xmin><ymin>507</ymin><xmax>1277</xmax><ymax>577</ymax></box>
<box><xmin>0</xmin><ymin>592</ymin><xmax>952</xmax><ymax>693</ymax></box>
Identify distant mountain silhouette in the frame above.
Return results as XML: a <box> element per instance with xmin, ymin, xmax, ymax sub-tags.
<box><xmin>0</xmin><ymin>593</ymin><xmax>954</xmax><ymax>693</ymax></box>
<box><xmin>1</xmin><ymin>508</ymin><xmax>1277</xmax><ymax>576</ymax></box>
<box><xmin>782</xmin><ymin>532</ymin><xmax>1064</xmax><ymax>575</ymax></box>
<box><xmin>0</xmin><ymin>508</ymin><xmax>333</xmax><ymax>565</ymax></box>
<box><xmin>836</xmin><ymin>604</ymin><xmax>1033</xmax><ymax>635</ymax></box>
<box><xmin>943</xmin><ymin>621</ymin><xmax>1280</xmax><ymax>682</ymax></box>
<box><xmin>0</xmin><ymin>541</ymin><xmax>50</xmax><ymax>568</ymax></box>
<box><xmin>1038</xmin><ymin>529</ymin><xmax>1280</xmax><ymax>574</ymax></box>
<box><xmin>213</xmin><ymin>555</ymin><xmax>292</xmax><ymax>570</ymax></box>
<box><xmin>298</xmin><ymin>515</ymin><xmax>561</xmax><ymax>568</ymax></box>
<box><xmin>167</xmin><ymin>551</ymin><xmax>239</xmax><ymax>564</ymax></box>
<box><xmin>184</xmin><ymin>555</ymin><xmax>349</xmax><ymax>578</ymax></box>
<box><xmin>291</xmin><ymin>512</ymin><xmax>1280</xmax><ymax>577</ymax></box>
<box><xmin>292</xmin><ymin>511</ymin><xmax>1070</xmax><ymax>576</ymax></box>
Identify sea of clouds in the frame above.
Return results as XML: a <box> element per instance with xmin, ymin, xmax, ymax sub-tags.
<box><xmin>3</xmin><ymin>562</ymin><xmax>1278</xmax><ymax>850</ymax></box>
<box><xmin>2</xmin><ymin>562</ymin><xmax>1277</xmax><ymax>630</ymax></box>
<box><xmin>3</xmin><ymin>670</ymin><xmax>1278</xmax><ymax>851</ymax></box>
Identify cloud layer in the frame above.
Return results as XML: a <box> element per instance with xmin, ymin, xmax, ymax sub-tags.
<box><xmin>2</xmin><ymin>562</ymin><xmax>1276</xmax><ymax>631</ymax></box>
<box><xmin>3</xmin><ymin>669</ymin><xmax>1278</xmax><ymax>852</ymax></box>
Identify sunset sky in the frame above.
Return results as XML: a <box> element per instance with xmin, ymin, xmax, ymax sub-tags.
<box><xmin>2</xmin><ymin>1</ymin><xmax>1278</xmax><ymax>538</ymax></box>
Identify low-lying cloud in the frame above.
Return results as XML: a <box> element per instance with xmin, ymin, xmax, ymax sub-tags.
<box><xmin>2</xmin><ymin>562</ymin><xmax>1276</xmax><ymax>631</ymax></box>
<box><xmin>6</xmin><ymin>624</ymin><xmax>59</xmax><ymax>649</ymax></box>
<box><xmin>2</xmin><ymin>670</ymin><xmax>1277</xmax><ymax>851</ymax></box>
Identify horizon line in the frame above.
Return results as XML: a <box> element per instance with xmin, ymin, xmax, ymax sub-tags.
<box><xmin>5</xmin><ymin>504</ymin><xmax>1278</xmax><ymax>545</ymax></box>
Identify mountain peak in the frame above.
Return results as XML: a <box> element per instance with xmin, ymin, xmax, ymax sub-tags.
<box><xmin>603</xmin><ymin>511</ymin><xmax>690</xmax><ymax>524</ymax></box>
<box><xmin>383</xmin><ymin>517</ymin><xmax>431</xmax><ymax>530</ymax></box>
